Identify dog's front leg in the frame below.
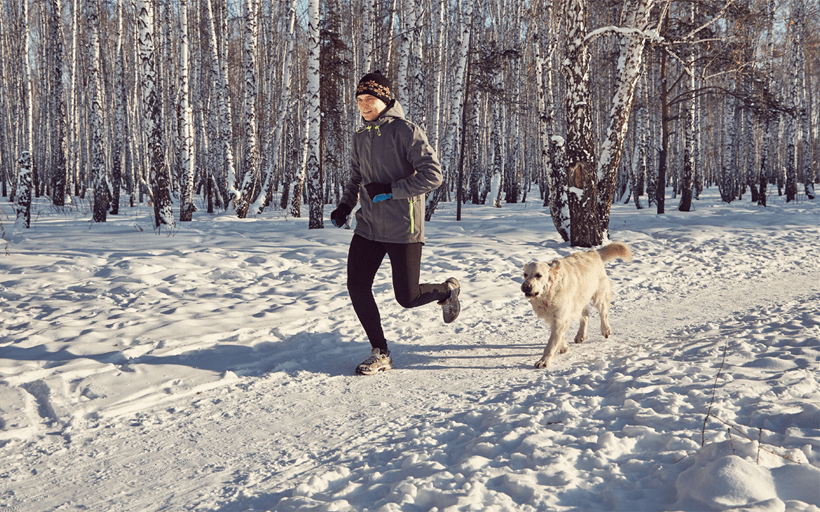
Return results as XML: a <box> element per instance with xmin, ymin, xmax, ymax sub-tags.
<box><xmin>534</xmin><ymin>319</ymin><xmax>569</xmax><ymax>369</ymax></box>
<box><xmin>575</xmin><ymin>305</ymin><xmax>591</xmax><ymax>343</ymax></box>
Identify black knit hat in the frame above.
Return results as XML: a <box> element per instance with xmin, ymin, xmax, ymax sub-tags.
<box><xmin>356</xmin><ymin>71</ymin><xmax>392</xmax><ymax>104</ymax></box>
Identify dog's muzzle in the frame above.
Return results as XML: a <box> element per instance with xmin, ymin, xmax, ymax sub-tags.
<box><xmin>521</xmin><ymin>282</ymin><xmax>538</xmax><ymax>298</ymax></box>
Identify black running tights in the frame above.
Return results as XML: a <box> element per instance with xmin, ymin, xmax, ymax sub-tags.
<box><xmin>347</xmin><ymin>234</ymin><xmax>449</xmax><ymax>352</ymax></box>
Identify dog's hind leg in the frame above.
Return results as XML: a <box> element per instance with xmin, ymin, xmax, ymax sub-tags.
<box><xmin>535</xmin><ymin>318</ymin><xmax>569</xmax><ymax>369</ymax></box>
<box><xmin>594</xmin><ymin>295</ymin><xmax>612</xmax><ymax>338</ymax></box>
<box><xmin>594</xmin><ymin>279</ymin><xmax>613</xmax><ymax>338</ymax></box>
<box><xmin>575</xmin><ymin>305</ymin><xmax>590</xmax><ymax>343</ymax></box>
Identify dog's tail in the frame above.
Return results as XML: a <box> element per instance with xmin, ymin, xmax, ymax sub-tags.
<box><xmin>597</xmin><ymin>242</ymin><xmax>632</xmax><ymax>263</ymax></box>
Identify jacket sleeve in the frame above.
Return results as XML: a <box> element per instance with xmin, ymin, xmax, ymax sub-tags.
<box><xmin>339</xmin><ymin>138</ymin><xmax>362</xmax><ymax>208</ymax></box>
<box><xmin>390</xmin><ymin>124</ymin><xmax>442</xmax><ymax>199</ymax></box>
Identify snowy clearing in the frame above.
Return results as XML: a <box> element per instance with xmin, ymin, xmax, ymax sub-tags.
<box><xmin>1</xmin><ymin>191</ymin><xmax>819</xmax><ymax>512</ymax></box>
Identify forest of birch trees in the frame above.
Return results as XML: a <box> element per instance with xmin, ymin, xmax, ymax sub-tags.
<box><xmin>1</xmin><ymin>0</ymin><xmax>817</xmax><ymax>245</ymax></box>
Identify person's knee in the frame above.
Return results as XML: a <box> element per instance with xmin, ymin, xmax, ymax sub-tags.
<box><xmin>394</xmin><ymin>290</ymin><xmax>418</xmax><ymax>309</ymax></box>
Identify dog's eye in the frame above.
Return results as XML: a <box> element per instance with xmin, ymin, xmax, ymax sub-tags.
<box><xmin>534</xmin><ymin>273</ymin><xmax>542</xmax><ymax>279</ymax></box>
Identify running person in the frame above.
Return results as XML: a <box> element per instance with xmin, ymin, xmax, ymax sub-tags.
<box><xmin>330</xmin><ymin>71</ymin><xmax>461</xmax><ymax>375</ymax></box>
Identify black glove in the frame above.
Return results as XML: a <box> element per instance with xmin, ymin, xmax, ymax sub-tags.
<box><xmin>330</xmin><ymin>203</ymin><xmax>352</xmax><ymax>227</ymax></box>
<box><xmin>364</xmin><ymin>182</ymin><xmax>393</xmax><ymax>203</ymax></box>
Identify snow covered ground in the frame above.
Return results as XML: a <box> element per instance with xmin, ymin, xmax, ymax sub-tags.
<box><xmin>1</xmin><ymin>190</ymin><xmax>818</xmax><ymax>512</ymax></box>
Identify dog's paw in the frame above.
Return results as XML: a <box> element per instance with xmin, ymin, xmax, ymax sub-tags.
<box><xmin>560</xmin><ymin>343</ymin><xmax>569</xmax><ymax>354</ymax></box>
<box><xmin>574</xmin><ymin>335</ymin><xmax>585</xmax><ymax>344</ymax></box>
<box><xmin>534</xmin><ymin>358</ymin><xmax>550</xmax><ymax>369</ymax></box>
<box><xmin>602</xmin><ymin>327</ymin><xmax>612</xmax><ymax>338</ymax></box>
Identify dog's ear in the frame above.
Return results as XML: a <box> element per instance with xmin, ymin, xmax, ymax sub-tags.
<box><xmin>549</xmin><ymin>262</ymin><xmax>561</xmax><ymax>280</ymax></box>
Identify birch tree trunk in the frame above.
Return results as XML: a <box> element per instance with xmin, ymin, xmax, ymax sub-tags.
<box><xmin>179</xmin><ymin>0</ymin><xmax>196</xmax><ymax>221</ymax></box>
<box><xmin>676</xmin><ymin>1</ymin><xmax>696</xmax><ymax>211</ymax></box>
<box><xmin>289</xmin><ymin>114</ymin><xmax>310</xmax><ymax>218</ymax></box>
<box><xmin>306</xmin><ymin>0</ymin><xmax>323</xmax><ymax>229</ymax></box>
<box><xmin>594</xmin><ymin>0</ymin><xmax>654</xmax><ymax>236</ymax></box>
<box><xmin>429</xmin><ymin>0</ymin><xmax>446</xmax><ymax>151</ymax></box>
<box><xmin>203</xmin><ymin>0</ymin><xmax>225</xmax><ymax>210</ymax></box>
<box><xmin>490</xmin><ymin>68</ymin><xmax>504</xmax><ymax>208</ymax></box>
<box><xmin>397</xmin><ymin>0</ymin><xmax>412</xmax><ymax>110</ymax></box>
<box><xmin>409</xmin><ymin>0</ymin><xmax>424</xmax><ymax>129</ymax></box>
<box><xmin>68</xmin><ymin>0</ymin><xmax>80</xmax><ymax>199</ymax></box>
<box><xmin>88</xmin><ymin>0</ymin><xmax>109</xmax><ymax>223</ymax></box>
<box><xmin>15</xmin><ymin>153</ymin><xmax>32</xmax><ymax>229</ymax></box>
<box><xmin>720</xmin><ymin>77</ymin><xmax>737</xmax><ymax>202</ymax></box>
<box><xmin>563</xmin><ymin>0</ymin><xmax>597</xmax><ymax>246</ymax></box>
<box><xmin>236</xmin><ymin>0</ymin><xmax>260</xmax><ymax>218</ymax></box>
<box><xmin>21</xmin><ymin>0</ymin><xmax>34</xmax><ymax>210</ymax></box>
<box><xmin>785</xmin><ymin>2</ymin><xmax>800</xmax><ymax>203</ymax></box>
<box><xmin>51</xmin><ymin>0</ymin><xmax>68</xmax><ymax>207</ymax></box>
<box><xmin>138</xmin><ymin>0</ymin><xmax>174</xmax><ymax>228</ymax></box>
<box><xmin>0</xmin><ymin>0</ymin><xmax>7</xmax><ymax>198</ymax></box>
<box><xmin>250</xmin><ymin>0</ymin><xmax>297</xmax><ymax>215</ymax></box>
<box><xmin>110</xmin><ymin>0</ymin><xmax>125</xmax><ymax>214</ymax></box>
<box><xmin>217</xmin><ymin>0</ymin><xmax>238</xmax><ymax>206</ymax></box>
<box><xmin>758</xmin><ymin>0</ymin><xmax>775</xmax><ymax>207</ymax></box>
<box><xmin>361</xmin><ymin>0</ymin><xmax>374</xmax><ymax>74</ymax></box>
<box><xmin>798</xmin><ymin>7</ymin><xmax>814</xmax><ymax>199</ymax></box>
<box><xmin>426</xmin><ymin>0</ymin><xmax>473</xmax><ymax>220</ymax></box>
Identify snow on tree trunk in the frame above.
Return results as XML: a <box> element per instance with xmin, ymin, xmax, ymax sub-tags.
<box><xmin>178</xmin><ymin>0</ymin><xmax>195</xmax><ymax>221</ymax></box>
<box><xmin>51</xmin><ymin>0</ymin><xmax>68</xmax><ymax>207</ymax></box>
<box><xmin>138</xmin><ymin>0</ymin><xmax>175</xmax><ymax>228</ymax></box>
<box><xmin>305</xmin><ymin>0</ymin><xmax>323</xmax><ymax>229</ymax></box>
<box><xmin>594</xmin><ymin>0</ymin><xmax>653</xmax><ymax>237</ymax></box>
<box><xmin>88</xmin><ymin>0</ymin><xmax>109</xmax><ymax>223</ymax></box>
<box><xmin>426</xmin><ymin>0</ymin><xmax>473</xmax><ymax>221</ymax></box>
<box><xmin>250</xmin><ymin>0</ymin><xmax>297</xmax><ymax>216</ymax></box>
<box><xmin>236</xmin><ymin>0</ymin><xmax>260</xmax><ymax>218</ymax></box>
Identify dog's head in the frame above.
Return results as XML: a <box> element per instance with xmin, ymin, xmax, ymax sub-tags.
<box><xmin>521</xmin><ymin>261</ymin><xmax>560</xmax><ymax>299</ymax></box>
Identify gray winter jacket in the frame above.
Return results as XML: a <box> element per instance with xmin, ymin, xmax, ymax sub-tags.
<box><xmin>339</xmin><ymin>100</ymin><xmax>442</xmax><ymax>244</ymax></box>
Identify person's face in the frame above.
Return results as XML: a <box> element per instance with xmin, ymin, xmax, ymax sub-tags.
<box><xmin>357</xmin><ymin>94</ymin><xmax>387</xmax><ymax>122</ymax></box>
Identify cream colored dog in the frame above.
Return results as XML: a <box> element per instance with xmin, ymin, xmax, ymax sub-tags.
<box><xmin>521</xmin><ymin>242</ymin><xmax>632</xmax><ymax>368</ymax></box>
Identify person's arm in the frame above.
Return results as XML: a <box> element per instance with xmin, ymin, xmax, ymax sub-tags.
<box><xmin>339</xmin><ymin>139</ymin><xmax>363</xmax><ymax>209</ymax></box>
<box><xmin>390</xmin><ymin>125</ymin><xmax>442</xmax><ymax>199</ymax></box>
